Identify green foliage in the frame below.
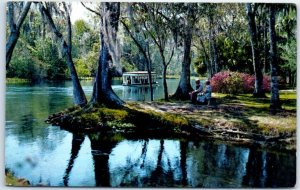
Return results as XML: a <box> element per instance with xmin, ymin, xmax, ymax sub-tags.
<box><xmin>34</xmin><ymin>38</ymin><xmax>67</xmax><ymax>80</ymax></box>
<box><xmin>73</xmin><ymin>58</ymin><xmax>91</xmax><ymax>78</ymax></box>
<box><xmin>74</xmin><ymin>19</ymin><xmax>90</xmax><ymax>36</ymax></box>
<box><xmin>7</xmin><ymin>2</ymin><xmax>296</xmax><ymax>86</ymax></box>
<box><xmin>193</xmin><ymin>56</ymin><xmax>207</xmax><ymax>76</ymax></box>
<box><xmin>279</xmin><ymin>39</ymin><xmax>296</xmax><ymax>73</ymax></box>
<box><xmin>121</xmin><ymin>58</ymin><xmax>135</xmax><ymax>72</ymax></box>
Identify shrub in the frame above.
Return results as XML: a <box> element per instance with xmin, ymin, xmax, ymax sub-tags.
<box><xmin>211</xmin><ymin>71</ymin><xmax>270</xmax><ymax>94</ymax></box>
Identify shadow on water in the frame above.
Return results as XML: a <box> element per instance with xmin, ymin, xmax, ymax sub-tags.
<box><xmin>5</xmin><ymin>81</ymin><xmax>296</xmax><ymax>187</ymax></box>
<box><xmin>88</xmin><ymin>133</ymin><xmax>119</xmax><ymax>187</ymax></box>
<box><xmin>63</xmin><ymin>133</ymin><xmax>85</xmax><ymax>186</ymax></box>
<box><xmin>63</xmin><ymin>134</ymin><xmax>296</xmax><ymax>187</ymax></box>
<box><xmin>58</xmin><ymin>129</ymin><xmax>296</xmax><ymax>187</ymax></box>
<box><xmin>242</xmin><ymin>147</ymin><xmax>296</xmax><ymax>187</ymax></box>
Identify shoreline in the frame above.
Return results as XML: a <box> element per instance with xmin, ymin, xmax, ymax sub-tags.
<box><xmin>46</xmin><ymin>93</ymin><xmax>296</xmax><ymax>151</ymax></box>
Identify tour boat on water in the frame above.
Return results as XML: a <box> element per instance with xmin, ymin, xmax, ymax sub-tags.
<box><xmin>122</xmin><ymin>71</ymin><xmax>158</xmax><ymax>86</ymax></box>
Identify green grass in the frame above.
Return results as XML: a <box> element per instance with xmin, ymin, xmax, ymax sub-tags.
<box><xmin>6</xmin><ymin>78</ymin><xmax>30</xmax><ymax>84</ymax></box>
<box><xmin>200</xmin><ymin>91</ymin><xmax>296</xmax><ymax>136</ymax></box>
<box><xmin>48</xmin><ymin>90</ymin><xmax>296</xmax><ymax>145</ymax></box>
<box><xmin>5</xmin><ymin>170</ymin><xmax>30</xmax><ymax>186</ymax></box>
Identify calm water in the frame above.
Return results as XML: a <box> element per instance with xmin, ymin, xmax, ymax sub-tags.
<box><xmin>5</xmin><ymin>79</ymin><xmax>296</xmax><ymax>187</ymax></box>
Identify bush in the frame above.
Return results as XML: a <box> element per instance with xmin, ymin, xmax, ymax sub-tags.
<box><xmin>211</xmin><ymin>71</ymin><xmax>270</xmax><ymax>94</ymax></box>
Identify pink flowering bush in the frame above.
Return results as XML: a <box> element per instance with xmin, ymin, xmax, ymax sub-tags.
<box><xmin>210</xmin><ymin>71</ymin><xmax>231</xmax><ymax>93</ymax></box>
<box><xmin>211</xmin><ymin>71</ymin><xmax>270</xmax><ymax>94</ymax></box>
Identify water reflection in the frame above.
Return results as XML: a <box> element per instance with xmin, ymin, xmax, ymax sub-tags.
<box><xmin>63</xmin><ymin>133</ymin><xmax>85</xmax><ymax>186</ymax></box>
<box><xmin>242</xmin><ymin>147</ymin><xmax>296</xmax><ymax>187</ymax></box>
<box><xmin>5</xmin><ymin>81</ymin><xmax>296</xmax><ymax>187</ymax></box>
<box><xmin>88</xmin><ymin>133</ymin><xmax>119</xmax><ymax>187</ymax></box>
<box><xmin>104</xmin><ymin>138</ymin><xmax>296</xmax><ymax>187</ymax></box>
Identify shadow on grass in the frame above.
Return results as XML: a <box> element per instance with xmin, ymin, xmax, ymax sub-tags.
<box><xmin>209</xmin><ymin>94</ymin><xmax>296</xmax><ymax>133</ymax></box>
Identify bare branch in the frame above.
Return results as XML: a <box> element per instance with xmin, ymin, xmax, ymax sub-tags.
<box><xmin>120</xmin><ymin>19</ymin><xmax>148</xmax><ymax>60</ymax></box>
<box><xmin>81</xmin><ymin>2</ymin><xmax>100</xmax><ymax>16</ymax></box>
<box><xmin>166</xmin><ymin>45</ymin><xmax>175</xmax><ymax>66</ymax></box>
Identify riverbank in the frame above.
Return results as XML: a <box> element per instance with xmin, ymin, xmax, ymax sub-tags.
<box><xmin>47</xmin><ymin>91</ymin><xmax>296</xmax><ymax>150</ymax></box>
<box><xmin>5</xmin><ymin>169</ymin><xmax>30</xmax><ymax>186</ymax></box>
<box><xmin>6</xmin><ymin>78</ymin><xmax>30</xmax><ymax>84</ymax></box>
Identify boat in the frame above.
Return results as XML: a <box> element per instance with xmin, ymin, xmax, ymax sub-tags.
<box><xmin>122</xmin><ymin>71</ymin><xmax>158</xmax><ymax>86</ymax></box>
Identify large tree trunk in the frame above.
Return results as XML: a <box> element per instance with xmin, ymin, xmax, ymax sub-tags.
<box><xmin>64</xmin><ymin>46</ymin><xmax>87</xmax><ymax>106</ymax></box>
<box><xmin>91</xmin><ymin>34</ymin><xmax>124</xmax><ymax>107</ymax></box>
<box><xmin>91</xmin><ymin>3</ymin><xmax>124</xmax><ymax>107</ymax></box>
<box><xmin>40</xmin><ymin>3</ymin><xmax>87</xmax><ymax>106</ymax></box>
<box><xmin>6</xmin><ymin>2</ymin><xmax>32</xmax><ymax>69</ymax></box>
<box><xmin>246</xmin><ymin>3</ymin><xmax>265</xmax><ymax>98</ymax></box>
<box><xmin>172</xmin><ymin>28</ymin><xmax>193</xmax><ymax>100</ymax></box>
<box><xmin>269</xmin><ymin>5</ymin><xmax>281</xmax><ymax>113</ymax></box>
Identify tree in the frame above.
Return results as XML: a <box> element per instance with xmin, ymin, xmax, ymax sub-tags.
<box><xmin>40</xmin><ymin>2</ymin><xmax>87</xmax><ymax>106</ymax></box>
<box><xmin>171</xmin><ymin>3</ymin><xmax>200</xmax><ymax>100</ymax></box>
<box><xmin>120</xmin><ymin>3</ymin><xmax>155</xmax><ymax>101</ymax></box>
<box><xmin>268</xmin><ymin>4</ymin><xmax>281</xmax><ymax>113</ymax></box>
<box><xmin>6</xmin><ymin>2</ymin><xmax>32</xmax><ymax>69</ymax></box>
<box><xmin>142</xmin><ymin>3</ymin><xmax>175</xmax><ymax>101</ymax></box>
<box><xmin>90</xmin><ymin>2</ymin><xmax>124</xmax><ymax>107</ymax></box>
<box><xmin>277</xmin><ymin>4</ymin><xmax>297</xmax><ymax>88</ymax></box>
<box><xmin>246</xmin><ymin>3</ymin><xmax>265</xmax><ymax>97</ymax></box>
<box><xmin>207</xmin><ymin>4</ymin><xmax>219</xmax><ymax>76</ymax></box>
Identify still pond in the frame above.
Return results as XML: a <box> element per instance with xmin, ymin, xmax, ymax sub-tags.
<box><xmin>5</xmin><ymin>79</ymin><xmax>296</xmax><ymax>187</ymax></box>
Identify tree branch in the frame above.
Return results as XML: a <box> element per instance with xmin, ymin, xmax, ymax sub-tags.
<box><xmin>166</xmin><ymin>45</ymin><xmax>175</xmax><ymax>66</ymax></box>
<box><xmin>120</xmin><ymin>19</ymin><xmax>148</xmax><ymax>60</ymax></box>
<box><xmin>40</xmin><ymin>3</ymin><xmax>63</xmax><ymax>39</ymax></box>
<box><xmin>7</xmin><ymin>2</ymin><xmax>16</xmax><ymax>31</ymax></box>
<box><xmin>81</xmin><ymin>2</ymin><xmax>101</xmax><ymax>16</ymax></box>
<box><xmin>15</xmin><ymin>2</ymin><xmax>32</xmax><ymax>31</ymax></box>
<box><xmin>63</xmin><ymin>2</ymin><xmax>72</xmax><ymax>52</ymax></box>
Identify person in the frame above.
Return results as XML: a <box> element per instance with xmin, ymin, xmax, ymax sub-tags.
<box><xmin>197</xmin><ymin>80</ymin><xmax>212</xmax><ymax>105</ymax></box>
<box><xmin>189</xmin><ymin>79</ymin><xmax>203</xmax><ymax>103</ymax></box>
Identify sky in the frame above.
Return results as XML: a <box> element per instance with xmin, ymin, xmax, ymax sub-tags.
<box><xmin>70</xmin><ymin>2</ymin><xmax>90</xmax><ymax>23</ymax></box>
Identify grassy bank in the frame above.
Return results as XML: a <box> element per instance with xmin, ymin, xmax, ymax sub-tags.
<box><xmin>5</xmin><ymin>169</ymin><xmax>30</xmax><ymax>186</ymax></box>
<box><xmin>47</xmin><ymin>90</ymin><xmax>296</xmax><ymax>150</ymax></box>
<box><xmin>6</xmin><ymin>78</ymin><xmax>30</xmax><ymax>84</ymax></box>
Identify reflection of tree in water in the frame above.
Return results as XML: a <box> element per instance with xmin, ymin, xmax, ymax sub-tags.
<box><xmin>243</xmin><ymin>148</ymin><xmax>296</xmax><ymax>187</ymax></box>
<box><xmin>63</xmin><ymin>133</ymin><xmax>85</xmax><ymax>186</ymax></box>
<box><xmin>60</xmin><ymin>135</ymin><xmax>296</xmax><ymax>187</ymax></box>
<box><xmin>242</xmin><ymin>147</ymin><xmax>265</xmax><ymax>187</ymax></box>
<box><xmin>108</xmin><ymin>139</ymin><xmax>186</xmax><ymax>187</ymax></box>
<box><xmin>180</xmin><ymin>141</ymin><xmax>188</xmax><ymax>186</ymax></box>
<box><xmin>186</xmin><ymin>141</ymin><xmax>249</xmax><ymax>187</ymax></box>
<box><xmin>88</xmin><ymin>133</ymin><xmax>119</xmax><ymax>187</ymax></box>
<box><xmin>146</xmin><ymin>140</ymin><xmax>178</xmax><ymax>187</ymax></box>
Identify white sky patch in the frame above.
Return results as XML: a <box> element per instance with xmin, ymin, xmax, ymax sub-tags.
<box><xmin>70</xmin><ymin>2</ymin><xmax>90</xmax><ymax>24</ymax></box>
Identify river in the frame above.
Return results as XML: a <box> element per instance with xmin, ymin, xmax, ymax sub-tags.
<box><xmin>5</xmin><ymin>79</ymin><xmax>296</xmax><ymax>187</ymax></box>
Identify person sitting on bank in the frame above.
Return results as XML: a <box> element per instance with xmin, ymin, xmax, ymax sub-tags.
<box><xmin>189</xmin><ymin>79</ymin><xmax>203</xmax><ymax>103</ymax></box>
<box><xmin>197</xmin><ymin>80</ymin><xmax>212</xmax><ymax>105</ymax></box>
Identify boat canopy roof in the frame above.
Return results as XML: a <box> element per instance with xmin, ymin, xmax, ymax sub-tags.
<box><xmin>123</xmin><ymin>71</ymin><xmax>156</xmax><ymax>76</ymax></box>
